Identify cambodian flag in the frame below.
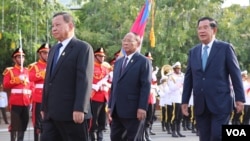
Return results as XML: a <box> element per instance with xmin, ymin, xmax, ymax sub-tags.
<box><xmin>130</xmin><ymin>0</ymin><xmax>152</xmax><ymax>38</ymax></box>
<box><xmin>119</xmin><ymin>0</ymin><xmax>151</xmax><ymax>56</ymax></box>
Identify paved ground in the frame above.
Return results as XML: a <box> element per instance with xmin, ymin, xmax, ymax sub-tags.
<box><xmin>0</xmin><ymin>112</ymin><xmax>199</xmax><ymax>141</ymax></box>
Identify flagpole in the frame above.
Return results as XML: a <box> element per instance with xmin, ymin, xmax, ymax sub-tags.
<box><xmin>19</xmin><ymin>30</ymin><xmax>23</xmax><ymax>73</ymax></box>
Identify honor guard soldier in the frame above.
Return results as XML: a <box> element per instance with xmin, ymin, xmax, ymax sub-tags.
<box><xmin>169</xmin><ymin>61</ymin><xmax>186</xmax><ymax>137</ymax></box>
<box><xmin>28</xmin><ymin>43</ymin><xmax>50</xmax><ymax>141</ymax></box>
<box><xmin>0</xmin><ymin>83</ymin><xmax>9</xmax><ymax>124</ymax></box>
<box><xmin>241</xmin><ymin>70</ymin><xmax>250</xmax><ymax>125</ymax></box>
<box><xmin>144</xmin><ymin>52</ymin><xmax>159</xmax><ymax>140</ymax></box>
<box><xmin>2</xmin><ymin>47</ymin><xmax>32</xmax><ymax>141</ymax></box>
<box><xmin>158</xmin><ymin>64</ymin><xmax>173</xmax><ymax>134</ymax></box>
<box><xmin>89</xmin><ymin>47</ymin><xmax>111</xmax><ymax>141</ymax></box>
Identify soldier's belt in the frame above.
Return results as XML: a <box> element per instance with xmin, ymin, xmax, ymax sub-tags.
<box><xmin>11</xmin><ymin>89</ymin><xmax>31</xmax><ymax>94</ymax></box>
<box><xmin>35</xmin><ymin>84</ymin><xmax>44</xmax><ymax>88</ymax></box>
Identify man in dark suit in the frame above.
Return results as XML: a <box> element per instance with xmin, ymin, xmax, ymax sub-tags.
<box><xmin>181</xmin><ymin>17</ymin><xmax>245</xmax><ymax>141</ymax></box>
<box><xmin>108</xmin><ymin>32</ymin><xmax>152</xmax><ymax>141</ymax></box>
<box><xmin>40</xmin><ymin>12</ymin><xmax>94</xmax><ymax>141</ymax></box>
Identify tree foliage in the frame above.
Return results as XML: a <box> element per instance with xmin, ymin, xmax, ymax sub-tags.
<box><xmin>1</xmin><ymin>0</ymin><xmax>250</xmax><ymax>81</ymax></box>
<box><xmin>0</xmin><ymin>0</ymin><xmax>66</xmax><ymax>80</ymax></box>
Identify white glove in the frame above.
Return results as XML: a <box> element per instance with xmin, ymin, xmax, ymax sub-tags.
<box><xmin>155</xmin><ymin>66</ymin><xmax>159</xmax><ymax>72</ymax></box>
<box><xmin>19</xmin><ymin>74</ymin><xmax>26</xmax><ymax>81</ymax></box>
<box><xmin>92</xmin><ymin>84</ymin><xmax>100</xmax><ymax>91</ymax></box>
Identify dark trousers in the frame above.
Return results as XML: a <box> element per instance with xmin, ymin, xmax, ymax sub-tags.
<box><xmin>32</xmin><ymin>103</ymin><xmax>42</xmax><ymax>130</ymax></box>
<box><xmin>145</xmin><ymin>104</ymin><xmax>154</xmax><ymax>127</ymax></box>
<box><xmin>10</xmin><ymin>105</ymin><xmax>29</xmax><ymax>131</ymax></box>
<box><xmin>41</xmin><ymin>118</ymin><xmax>89</xmax><ymax>141</ymax></box>
<box><xmin>166</xmin><ymin>105</ymin><xmax>173</xmax><ymax>123</ymax></box>
<box><xmin>110</xmin><ymin>110</ymin><xmax>144</xmax><ymax>141</ymax></box>
<box><xmin>243</xmin><ymin>105</ymin><xmax>250</xmax><ymax>125</ymax></box>
<box><xmin>32</xmin><ymin>102</ymin><xmax>42</xmax><ymax>141</ymax></box>
<box><xmin>89</xmin><ymin>100</ymin><xmax>106</xmax><ymax>131</ymax></box>
<box><xmin>231</xmin><ymin>107</ymin><xmax>242</xmax><ymax>125</ymax></box>
<box><xmin>0</xmin><ymin>107</ymin><xmax>9</xmax><ymax>124</ymax></box>
<box><xmin>171</xmin><ymin>103</ymin><xmax>182</xmax><ymax>124</ymax></box>
<box><xmin>89</xmin><ymin>100</ymin><xmax>107</xmax><ymax>141</ymax></box>
<box><xmin>196</xmin><ymin>106</ymin><xmax>230</xmax><ymax>141</ymax></box>
<box><xmin>161</xmin><ymin>106</ymin><xmax>166</xmax><ymax>122</ymax></box>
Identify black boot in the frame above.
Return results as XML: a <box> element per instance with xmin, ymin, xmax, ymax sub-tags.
<box><xmin>191</xmin><ymin>123</ymin><xmax>197</xmax><ymax>133</ymax></box>
<box><xmin>186</xmin><ymin>120</ymin><xmax>192</xmax><ymax>130</ymax></box>
<box><xmin>97</xmin><ymin>130</ymin><xmax>104</xmax><ymax>141</ymax></box>
<box><xmin>34</xmin><ymin>128</ymin><xmax>41</xmax><ymax>141</ymax></box>
<box><xmin>171</xmin><ymin>123</ymin><xmax>178</xmax><ymax>137</ymax></box>
<box><xmin>161</xmin><ymin>121</ymin><xmax>166</xmax><ymax>131</ymax></box>
<box><xmin>149</xmin><ymin>126</ymin><xmax>156</xmax><ymax>135</ymax></box>
<box><xmin>90</xmin><ymin>131</ymin><xmax>97</xmax><ymax>141</ymax></box>
<box><xmin>144</xmin><ymin>127</ymin><xmax>152</xmax><ymax>141</ymax></box>
<box><xmin>176</xmin><ymin>123</ymin><xmax>186</xmax><ymax>137</ymax></box>
<box><xmin>165</xmin><ymin>122</ymin><xmax>172</xmax><ymax>134</ymax></box>
<box><xmin>34</xmin><ymin>131</ymin><xmax>39</xmax><ymax>141</ymax></box>
<box><xmin>196</xmin><ymin>128</ymin><xmax>200</xmax><ymax>136</ymax></box>
<box><xmin>11</xmin><ymin>131</ymin><xmax>17</xmax><ymax>141</ymax></box>
<box><xmin>182</xmin><ymin>119</ymin><xmax>187</xmax><ymax>131</ymax></box>
<box><xmin>17</xmin><ymin>131</ymin><xmax>25</xmax><ymax>141</ymax></box>
<box><xmin>121</xmin><ymin>130</ymin><xmax>127</xmax><ymax>141</ymax></box>
<box><xmin>2</xmin><ymin>109</ymin><xmax>9</xmax><ymax>124</ymax></box>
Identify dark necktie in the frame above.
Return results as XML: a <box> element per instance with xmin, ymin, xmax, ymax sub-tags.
<box><xmin>202</xmin><ymin>46</ymin><xmax>209</xmax><ymax>71</ymax></box>
<box><xmin>51</xmin><ymin>43</ymin><xmax>63</xmax><ymax>74</ymax></box>
<box><xmin>121</xmin><ymin>57</ymin><xmax>128</xmax><ymax>74</ymax></box>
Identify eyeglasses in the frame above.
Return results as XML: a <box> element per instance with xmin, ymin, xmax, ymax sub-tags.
<box><xmin>121</xmin><ymin>39</ymin><xmax>137</xmax><ymax>43</ymax></box>
<box><xmin>15</xmin><ymin>55</ymin><xmax>25</xmax><ymax>59</ymax></box>
<box><xmin>96</xmin><ymin>55</ymin><xmax>105</xmax><ymax>57</ymax></box>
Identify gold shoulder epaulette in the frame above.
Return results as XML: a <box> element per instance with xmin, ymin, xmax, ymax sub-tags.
<box><xmin>28</xmin><ymin>62</ymin><xmax>37</xmax><ymax>70</ymax></box>
<box><xmin>2</xmin><ymin>67</ymin><xmax>13</xmax><ymax>75</ymax></box>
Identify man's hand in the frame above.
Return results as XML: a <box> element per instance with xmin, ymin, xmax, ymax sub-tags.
<box><xmin>137</xmin><ymin>109</ymin><xmax>146</xmax><ymax>121</ymax></box>
<box><xmin>40</xmin><ymin>111</ymin><xmax>44</xmax><ymax>120</ymax></box>
<box><xmin>107</xmin><ymin>108</ymin><xmax>112</xmax><ymax>122</ymax></box>
<box><xmin>235</xmin><ymin>101</ymin><xmax>244</xmax><ymax>113</ymax></box>
<box><xmin>181</xmin><ymin>104</ymin><xmax>189</xmax><ymax>116</ymax></box>
<box><xmin>73</xmin><ymin>111</ymin><xmax>84</xmax><ymax>124</ymax></box>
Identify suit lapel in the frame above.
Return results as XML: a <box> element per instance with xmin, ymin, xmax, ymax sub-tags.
<box><xmin>118</xmin><ymin>52</ymin><xmax>139</xmax><ymax>79</ymax></box>
<box><xmin>206</xmin><ymin>40</ymin><xmax>221</xmax><ymax>69</ymax></box>
<box><xmin>196</xmin><ymin>44</ymin><xmax>202</xmax><ymax>70</ymax></box>
<box><xmin>50</xmin><ymin>38</ymin><xmax>74</xmax><ymax>78</ymax></box>
<box><xmin>47</xmin><ymin>46</ymin><xmax>56</xmax><ymax>77</ymax></box>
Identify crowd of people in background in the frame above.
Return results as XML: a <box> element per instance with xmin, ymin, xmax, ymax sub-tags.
<box><xmin>1</xmin><ymin>13</ymin><xmax>250</xmax><ymax>141</ymax></box>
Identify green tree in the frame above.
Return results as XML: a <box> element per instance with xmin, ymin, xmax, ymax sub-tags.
<box><xmin>0</xmin><ymin>0</ymin><xmax>66</xmax><ymax>80</ymax></box>
<box><xmin>74</xmin><ymin>0</ymin><xmax>250</xmax><ymax>73</ymax></box>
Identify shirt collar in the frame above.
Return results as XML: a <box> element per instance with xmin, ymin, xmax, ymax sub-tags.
<box><xmin>202</xmin><ymin>38</ymin><xmax>215</xmax><ymax>48</ymax></box>
<box><xmin>124</xmin><ymin>52</ymin><xmax>136</xmax><ymax>61</ymax></box>
<box><xmin>58</xmin><ymin>36</ymin><xmax>74</xmax><ymax>48</ymax></box>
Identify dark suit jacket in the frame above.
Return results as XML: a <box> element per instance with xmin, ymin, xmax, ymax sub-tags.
<box><xmin>41</xmin><ymin>37</ymin><xmax>94</xmax><ymax>121</ymax></box>
<box><xmin>182</xmin><ymin>39</ymin><xmax>245</xmax><ymax>115</ymax></box>
<box><xmin>108</xmin><ymin>52</ymin><xmax>152</xmax><ymax>118</ymax></box>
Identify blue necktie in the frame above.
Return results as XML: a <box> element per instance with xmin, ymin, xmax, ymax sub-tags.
<box><xmin>202</xmin><ymin>46</ymin><xmax>209</xmax><ymax>71</ymax></box>
<box><xmin>51</xmin><ymin>43</ymin><xmax>63</xmax><ymax>74</ymax></box>
<box><xmin>121</xmin><ymin>57</ymin><xmax>128</xmax><ymax>74</ymax></box>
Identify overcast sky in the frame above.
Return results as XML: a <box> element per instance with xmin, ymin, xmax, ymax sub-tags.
<box><xmin>58</xmin><ymin>0</ymin><xmax>250</xmax><ymax>9</ymax></box>
<box><xmin>222</xmin><ymin>0</ymin><xmax>249</xmax><ymax>7</ymax></box>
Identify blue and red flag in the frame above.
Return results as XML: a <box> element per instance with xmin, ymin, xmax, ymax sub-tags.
<box><xmin>119</xmin><ymin>0</ymin><xmax>152</xmax><ymax>57</ymax></box>
<box><xmin>130</xmin><ymin>0</ymin><xmax>152</xmax><ymax>38</ymax></box>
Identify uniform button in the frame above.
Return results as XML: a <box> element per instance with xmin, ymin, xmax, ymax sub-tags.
<box><xmin>203</xmin><ymin>78</ymin><xmax>205</xmax><ymax>80</ymax></box>
<box><xmin>201</xmin><ymin>89</ymin><xmax>203</xmax><ymax>91</ymax></box>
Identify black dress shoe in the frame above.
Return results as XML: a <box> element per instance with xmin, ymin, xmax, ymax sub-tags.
<box><xmin>150</xmin><ymin>130</ymin><xmax>156</xmax><ymax>135</ymax></box>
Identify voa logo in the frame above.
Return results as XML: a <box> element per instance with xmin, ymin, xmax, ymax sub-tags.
<box><xmin>226</xmin><ymin>129</ymin><xmax>246</xmax><ymax>136</ymax></box>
